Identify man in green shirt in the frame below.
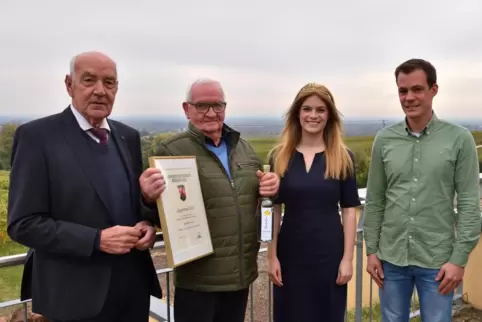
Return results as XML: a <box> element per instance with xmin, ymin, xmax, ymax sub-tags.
<box><xmin>364</xmin><ymin>58</ymin><xmax>481</xmax><ymax>322</ymax></box>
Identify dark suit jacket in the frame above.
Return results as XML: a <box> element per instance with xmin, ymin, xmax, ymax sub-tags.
<box><xmin>20</xmin><ymin>248</ymin><xmax>34</xmax><ymax>301</ymax></box>
<box><xmin>7</xmin><ymin>107</ymin><xmax>162</xmax><ymax>320</ymax></box>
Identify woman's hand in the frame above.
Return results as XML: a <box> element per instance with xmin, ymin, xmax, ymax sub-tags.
<box><xmin>336</xmin><ymin>257</ymin><xmax>353</xmax><ymax>285</ymax></box>
<box><xmin>268</xmin><ymin>256</ymin><xmax>283</xmax><ymax>287</ymax></box>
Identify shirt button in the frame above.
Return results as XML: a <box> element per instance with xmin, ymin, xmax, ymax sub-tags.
<box><xmin>416</xmin><ymin>140</ymin><xmax>420</xmax><ymax>143</ymax></box>
<box><xmin>414</xmin><ymin>158</ymin><xmax>418</xmax><ymax>162</ymax></box>
<box><xmin>410</xmin><ymin>217</ymin><xmax>414</xmax><ymax>221</ymax></box>
<box><xmin>413</xmin><ymin>178</ymin><xmax>418</xmax><ymax>182</ymax></box>
<box><xmin>412</xmin><ymin>198</ymin><xmax>416</xmax><ymax>201</ymax></box>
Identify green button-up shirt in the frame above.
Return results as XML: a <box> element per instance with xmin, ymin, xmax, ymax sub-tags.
<box><xmin>363</xmin><ymin>113</ymin><xmax>481</xmax><ymax>268</ymax></box>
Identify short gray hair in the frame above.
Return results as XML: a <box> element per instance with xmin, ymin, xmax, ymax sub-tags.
<box><xmin>69</xmin><ymin>55</ymin><xmax>77</xmax><ymax>78</ymax></box>
<box><xmin>186</xmin><ymin>78</ymin><xmax>225</xmax><ymax>101</ymax></box>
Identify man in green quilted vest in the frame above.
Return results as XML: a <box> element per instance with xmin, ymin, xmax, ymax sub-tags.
<box><xmin>140</xmin><ymin>79</ymin><xmax>280</xmax><ymax>322</ymax></box>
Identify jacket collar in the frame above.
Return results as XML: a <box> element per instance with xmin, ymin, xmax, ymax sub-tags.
<box><xmin>188</xmin><ymin>122</ymin><xmax>240</xmax><ymax>149</ymax></box>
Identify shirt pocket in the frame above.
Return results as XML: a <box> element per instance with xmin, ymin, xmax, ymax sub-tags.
<box><xmin>236</xmin><ymin>160</ymin><xmax>261</xmax><ymax>181</ymax></box>
<box><xmin>235</xmin><ymin>160</ymin><xmax>261</xmax><ymax>194</ymax></box>
<box><xmin>237</xmin><ymin>161</ymin><xmax>261</xmax><ymax>170</ymax></box>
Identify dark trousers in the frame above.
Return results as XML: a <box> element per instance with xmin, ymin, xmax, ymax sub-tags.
<box><xmin>52</xmin><ymin>253</ymin><xmax>150</xmax><ymax>322</ymax></box>
<box><xmin>174</xmin><ymin>287</ymin><xmax>249</xmax><ymax>322</ymax></box>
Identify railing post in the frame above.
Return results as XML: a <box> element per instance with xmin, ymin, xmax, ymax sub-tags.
<box><xmin>354</xmin><ymin>204</ymin><xmax>366</xmax><ymax>322</ymax></box>
<box><xmin>22</xmin><ymin>302</ymin><xmax>28</xmax><ymax>322</ymax></box>
<box><xmin>355</xmin><ymin>229</ymin><xmax>364</xmax><ymax>322</ymax></box>
<box><xmin>268</xmin><ymin>280</ymin><xmax>273</xmax><ymax>322</ymax></box>
<box><xmin>166</xmin><ymin>272</ymin><xmax>171</xmax><ymax>322</ymax></box>
<box><xmin>249</xmin><ymin>285</ymin><xmax>254</xmax><ymax>321</ymax></box>
<box><xmin>454</xmin><ymin>282</ymin><xmax>464</xmax><ymax>307</ymax></box>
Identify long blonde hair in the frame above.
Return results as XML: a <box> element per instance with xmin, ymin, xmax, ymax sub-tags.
<box><xmin>269</xmin><ymin>82</ymin><xmax>354</xmax><ymax>180</ymax></box>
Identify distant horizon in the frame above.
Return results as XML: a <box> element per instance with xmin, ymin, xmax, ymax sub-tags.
<box><xmin>0</xmin><ymin>114</ymin><xmax>481</xmax><ymax>124</ymax></box>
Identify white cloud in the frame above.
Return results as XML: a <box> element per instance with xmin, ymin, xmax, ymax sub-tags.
<box><xmin>0</xmin><ymin>0</ymin><xmax>481</xmax><ymax>119</ymax></box>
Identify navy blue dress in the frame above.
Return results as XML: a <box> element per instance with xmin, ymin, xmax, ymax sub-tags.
<box><xmin>272</xmin><ymin>150</ymin><xmax>360</xmax><ymax>322</ymax></box>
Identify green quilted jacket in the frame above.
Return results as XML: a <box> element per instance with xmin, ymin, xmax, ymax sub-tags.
<box><xmin>155</xmin><ymin>122</ymin><xmax>262</xmax><ymax>292</ymax></box>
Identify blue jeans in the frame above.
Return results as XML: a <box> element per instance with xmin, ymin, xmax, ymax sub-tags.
<box><xmin>379</xmin><ymin>261</ymin><xmax>454</xmax><ymax>322</ymax></box>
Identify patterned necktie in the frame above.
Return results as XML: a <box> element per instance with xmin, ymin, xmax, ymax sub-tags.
<box><xmin>89</xmin><ymin>128</ymin><xmax>109</xmax><ymax>145</ymax></box>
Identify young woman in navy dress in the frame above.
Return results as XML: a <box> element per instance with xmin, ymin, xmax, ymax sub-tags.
<box><xmin>267</xmin><ymin>82</ymin><xmax>361</xmax><ymax>322</ymax></box>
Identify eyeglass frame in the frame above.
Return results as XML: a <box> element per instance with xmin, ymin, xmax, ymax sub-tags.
<box><xmin>187</xmin><ymin>101</ymin><xmax>227</xmax><ymax>114</ymax></box>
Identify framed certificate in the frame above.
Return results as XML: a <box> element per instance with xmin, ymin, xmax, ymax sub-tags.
<box><xmin>148</xmin><ymin>156</ymin><xmax>214</xmax><ymax>268</ymax></box>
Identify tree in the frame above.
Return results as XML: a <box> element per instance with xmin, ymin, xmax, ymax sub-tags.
<box><xmin>0</xmin><ymin>123</ymin><xmax>19</xmax><ymax>170</ymax></box>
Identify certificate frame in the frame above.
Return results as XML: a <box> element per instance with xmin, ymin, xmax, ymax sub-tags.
<box><xmin>148</xmin><ymin>155</ymin><xmax>214</xmax><ymax>268</ymax></box>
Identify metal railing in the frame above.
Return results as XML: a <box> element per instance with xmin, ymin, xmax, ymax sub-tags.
<box><xmin>0</xmin><ymin>184</ymin><xmax>477</xmax><ymax>321</ymax></box>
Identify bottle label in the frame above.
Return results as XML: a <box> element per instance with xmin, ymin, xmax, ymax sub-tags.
<box><xmin>260</xmin><ymin>206</ymin><xmax>273</xmax><ymax>242</ymax></box>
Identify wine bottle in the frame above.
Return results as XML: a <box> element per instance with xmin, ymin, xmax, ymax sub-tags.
<box><xmin>258</xmin><ymin>164</ymin><xmax>274</xmax><ymax>243</ymax></box>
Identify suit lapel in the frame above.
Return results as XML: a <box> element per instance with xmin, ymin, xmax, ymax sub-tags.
<box><xmin>60</xmin><ymin>108</ymin><xmax>114</xmax><ymax>223</ymax></box>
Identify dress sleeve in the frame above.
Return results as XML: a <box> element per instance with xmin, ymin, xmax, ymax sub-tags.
<box><xmin>269</xmin><ymin>151</ymin><xmax>283</xmax><ymax>205</ymax></box>
<box><xmin>340</xmin><ymin>150</ymin><xmax>361</xmax><ymax>208</ymax></box>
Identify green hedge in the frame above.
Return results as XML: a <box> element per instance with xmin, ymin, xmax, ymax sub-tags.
<box><xmin>0</xmin><ymin>171</ymin><xmax>9</xmax><ymax>247</ymax></box>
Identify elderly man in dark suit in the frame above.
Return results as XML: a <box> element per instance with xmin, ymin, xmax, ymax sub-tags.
<box><xmin>7</xmin><ymin>51</ymin><xmax>162</xmax><ymax>322</ymax></box>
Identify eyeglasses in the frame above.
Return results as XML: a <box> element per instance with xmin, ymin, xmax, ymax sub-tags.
<box><xmin>188</xmin><ymin>101</ymin><xmax>227</xmax><ymax>113</ymax></box>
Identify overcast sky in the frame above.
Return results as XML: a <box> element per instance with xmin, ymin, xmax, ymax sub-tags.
<box><xmin>1</xmin><ymin>0</ymin><xmax>481</xmax><ymax>119</ymax></box>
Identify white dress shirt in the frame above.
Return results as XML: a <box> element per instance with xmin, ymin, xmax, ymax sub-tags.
<box><xmin>70</xmin><ymin>105</ymin><xmax>110</xmax><ymax>143</ymax></box>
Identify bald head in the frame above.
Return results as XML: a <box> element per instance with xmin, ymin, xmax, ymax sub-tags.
<box><xmin>186</xmin><ymin>78</ymin><xmax>225</xmax><ymax>102</ymax></box>
<box><xmin>65</xmin><ymin>51</ymin><xmax>119</xmax><ymax>127</ymax></box>
<box><xmin>70</xmin><ymin>51</ymin><xmax>117</xmax><ymax>80</ymax></box>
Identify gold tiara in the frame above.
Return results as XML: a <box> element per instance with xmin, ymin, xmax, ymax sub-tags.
<box><xmin>298</xmin><ymin>82</ymin><xmax>334</xmax><ymax>103</ymax></box>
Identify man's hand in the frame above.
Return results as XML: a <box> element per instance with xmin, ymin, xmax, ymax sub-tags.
<box><xmin>99</xmin><ymin>226</ymin><xmax>142</xmax><ymax>254</ymax></box>
<box><xmin>256</xmin><ymin>170</ymin><xmax>279</xmax><ymax>197</ymax></box>
<box><xmin>366</xmin><ymin>254</ymin><xmax>384</xmax><ymax>288</ymax></box>
<box><xmin>435</xmin><ymin>262</ymin><xmax>464</xmax><ymax>295</ymax></box>
<box><xmin>140</xmin><ymin>167</ymin><xmax>166</xmax><ymax>203</ymax></box>
<box><xmin>135</xmin><ymin>221</ymin><xmax>156</xmax><ymax>251</ymax></box>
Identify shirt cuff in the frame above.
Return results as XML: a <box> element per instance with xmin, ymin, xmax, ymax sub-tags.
<box><xmin>141</xmin><ymin>195</ymin><xmax>157</xmax><ymax>209</ymax></box>
<box><xmin>365</xmin><ymin>246</ymin><xmax>378</xmax><ymax>256</ymax></box>
<box><xmin>449</xmin><ymin>250</ymin><xmax>469</xmax><ymax>267</ymax></box>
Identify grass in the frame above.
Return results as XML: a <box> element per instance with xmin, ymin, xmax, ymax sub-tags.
<box><xmin>247</xmin><ymin>135</ymin><xmax>376</xmax><ymax>162</ymax></box>
<box><xmin>0</xmin><ymin>243</ymin><xmax>28</xmax><ymax>320</ymax></box>
<box><xmin>247</xmin><ymin>138</ymin><xmax>278</xmax><ymax>163</ymax></box>
<box><xmin>0</xmin><ymin>170</ymin><xmax>27</xmax><ymax>304</ymax></box>
<box><xmin>0</xmin><ymin>243</ymin><xmax>27</xmax><ymax>303</ymax></box>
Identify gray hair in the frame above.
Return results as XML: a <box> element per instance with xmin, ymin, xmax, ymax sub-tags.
<box><xmin>69</xmin><ymin>55</ymin><xmax>77</xmax><ymax>79</ymax></box>
<box><xmin>186</xmin><ymin>78</ymin><xmax>225</xmax><ymax>101</ymax></box>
